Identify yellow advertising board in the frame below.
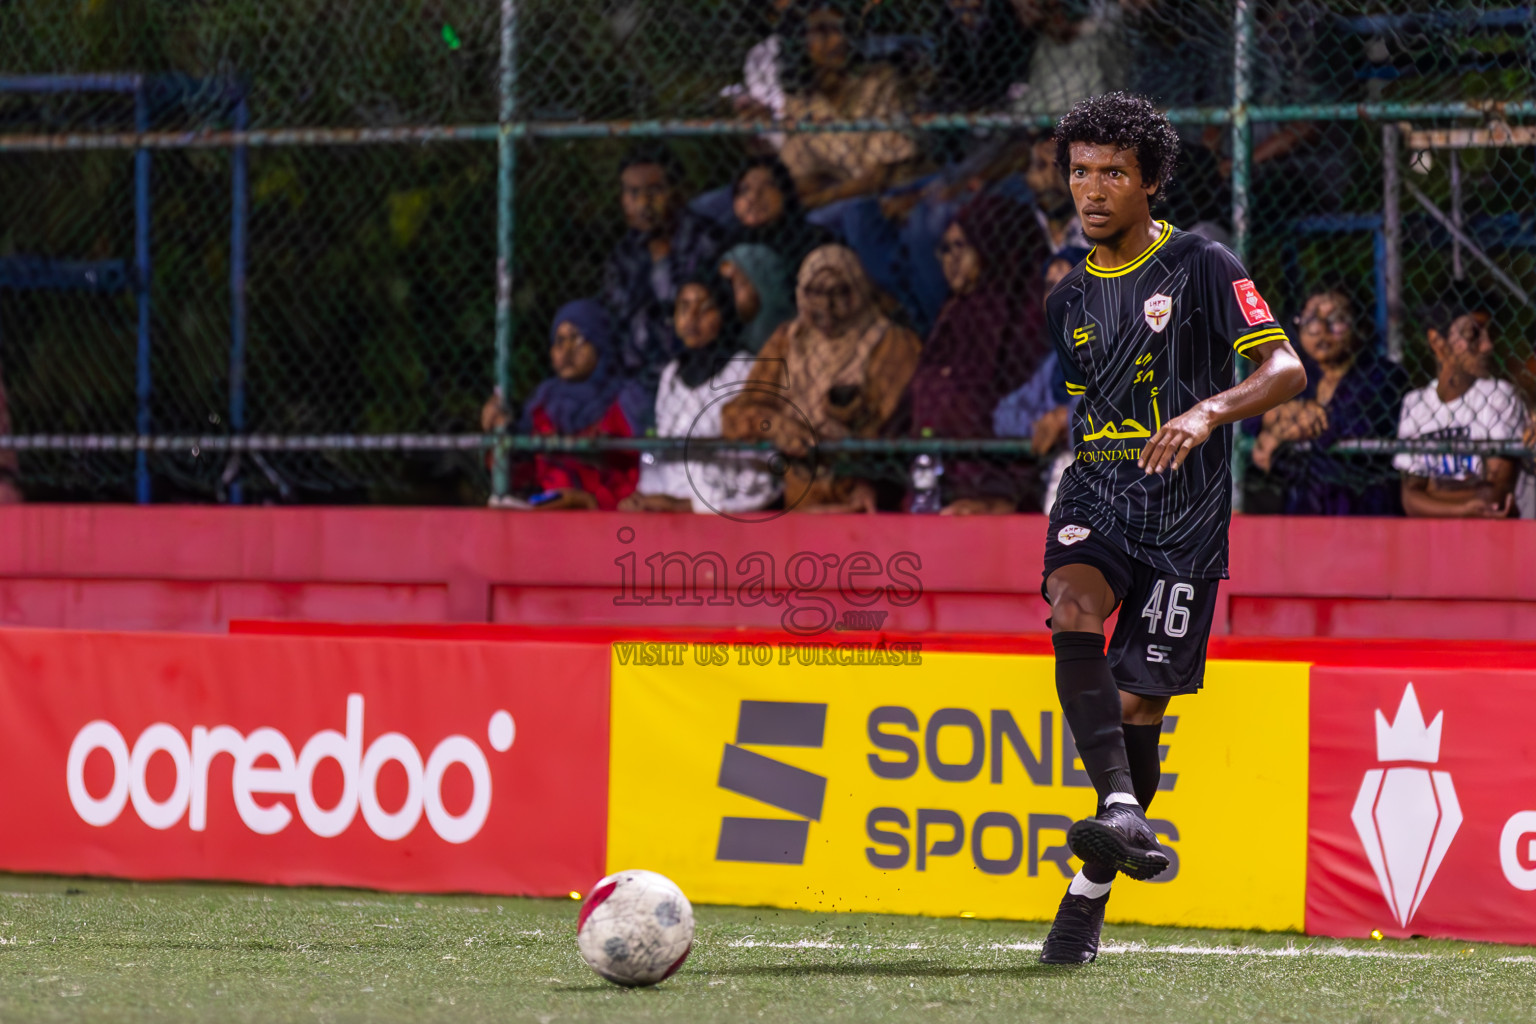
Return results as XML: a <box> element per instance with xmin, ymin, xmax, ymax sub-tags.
<box><xmin>608</xmin><ymin>646</ymin><xmax>1309</xmax><ymax>931</ymax></box>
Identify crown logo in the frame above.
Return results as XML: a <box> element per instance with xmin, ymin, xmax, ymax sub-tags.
<box><xmin>1374</xmin><ymin>682</ymin><xmax>1442</xmax><ymax>763</ymax></box>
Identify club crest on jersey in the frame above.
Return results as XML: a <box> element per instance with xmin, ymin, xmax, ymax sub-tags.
<box><xmin>1057</xmin><ymin>525</ymin><xmax>1091</xmax><ymax>546</ymax></box>
<box><xmin>1232</xmin><ymin>278</ymin><xmax>1274</xmax><ymax>327</ymax></box>
<box><xmin>1143</xmin><ymin>293</ymin><xmax>1173</xmax><ymax>333</ymax></box>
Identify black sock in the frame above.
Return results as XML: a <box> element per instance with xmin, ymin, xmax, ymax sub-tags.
<box><xmin>1079</xmin><ymin>723</ymin><xmax>1165</xmax><ymax>887</ymax></box>
<box><xmin>1123</xmin><ymin>722</ymin><xmax>1163</xmax><ymax>813</ymax></box>
<box><xmin>1052</xmin><ymin>631</ymin><xmax>1135</xmax><ymax>802</ymax></box>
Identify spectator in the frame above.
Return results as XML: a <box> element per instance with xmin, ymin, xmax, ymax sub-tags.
<box><xmin>1396</xmin><ymin>311</ymin><xmax>1525</xmax><ymax>518</ymax></box>
<box><xmin>723</xmin><ymin>0</ymin><xmax>799</xmax><ymax>150</ymax></box>
<box><xmin>730</xmin><ymin>156</ymin><xmax>838</xmax><ymax>279</ymax></box>
<box><xmin>928</xmin><ymin>0</ymin><xmax>1035</xmax><ymax>114</ymax></box>
<box><xmin>906</xmin><ymin>195</ymin><xmax>1046</xmax><ymax>513</ymax></box>
<box><xmin>485</xmin><ymin>300</ymin><xmax>647</xmax><ymax>511</ymax></box>
<box><xmin>1023</xmin><ymin>133</ymin><xmax>1089</xmax><ymax>253</ymax></box>
<box><xmin>722</xmin><ymin>244</ymin><xmax>921</xmax><ymax>512</ymax></box>
<box><xmin>992</xmin><ymin>246</ymin><xmax>1090</xmax><ymax>511</ymax></box>
<box><xmin>808</xmin><ymin>132</ymin><xmax>1040</xmax><ymax>335</ymax></box>
<box><xmin>720</xmin><ymin>242</ymin><xmax>798</xmax><ymax>353</ymax></box>
<box><xmin>602</xmin><ymin>145</ymin><xmax>727</xmax><ymax>406</ymax></box>
<box><xmin>1121</xmin><ymin>0</ymin><xmax>1224</xmax><ymax>109</ymax></box>
<box><xmin>1008</xmin><ymin>0</ymin><xmax>1126</xmax><ymax>118</ymax></box>
<box><xmin>620</xmin><ymin>272</ymin><xmax>782</xmax><ymax>514</ymax></box>
<box><xmin>777</xmin><ymin>0</ymin><xmax>921</xmax><ymax>209</ymax></box>
<box><xmin>1250</xmin><ymin>290</ymin><xmax>1408</xmax><ymax>515</ymax></box>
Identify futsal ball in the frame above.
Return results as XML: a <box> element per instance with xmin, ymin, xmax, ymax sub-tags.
<box><xmin>576</xmin><ymin>869</ymin><xmax>695</xmax><ymax>987</ymax></box>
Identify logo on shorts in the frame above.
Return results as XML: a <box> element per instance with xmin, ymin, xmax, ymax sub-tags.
<box><xmin>1232</xmin><ymin>278</ymin><xmax>1274</xmax><ymax>327</ymax></box>
<box><xmin>1057</xmin><ymin>525</ymin><xmax>1091</xmax><ymax>546</ymax></box>
<box><xmin>1143</xmin><ymin>294</ymin><xmax>1173</xmax><ymax>333</ymax></box>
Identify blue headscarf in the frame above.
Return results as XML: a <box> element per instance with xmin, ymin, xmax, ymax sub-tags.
<box><xmin>723</xmin><ymin>243</ymin><xmax>797</xmax><ymax>353</ymax></box>
<box><xmin>520</xmin><ymin>299</ymin><xmax>649</xmax><ymax>434</ymax></box>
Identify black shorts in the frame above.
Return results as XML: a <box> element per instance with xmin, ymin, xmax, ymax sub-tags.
<box><xmin>1041</xmin><ymin>519</ymin><xmax>1220</xmax><ymax>698</ymax></box>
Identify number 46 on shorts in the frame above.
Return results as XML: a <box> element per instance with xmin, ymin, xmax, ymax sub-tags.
<box><xmin>1112</xmin><ymin>567</ymin><xmax>1218</xmax><ymax>695</ymax></box>
<box><xmin>1141</xmin><ymin>579</ymin><xmax>1192</xmax><ymax>663</ymax></box>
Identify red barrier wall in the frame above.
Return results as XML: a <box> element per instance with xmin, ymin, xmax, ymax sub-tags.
<box><xmin>0</xmin><ymin>628</ymin><xmax>609</xmax><ymax>895</ymax></box>
<box><xmin>0</xmin><ymin>506</ymin><xmax>1531</xmax><ymax>639</ymax></box>
<box><xmin>1307</xmin><ymin>666</ymin><xmax>1536</xmax><ymax>945</ymax></box>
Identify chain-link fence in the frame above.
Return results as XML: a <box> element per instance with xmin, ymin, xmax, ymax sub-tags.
<box><xmin>1</xmin><ymin>1</ymin><xmax>1532</xmax><ymax>513</ymax></box>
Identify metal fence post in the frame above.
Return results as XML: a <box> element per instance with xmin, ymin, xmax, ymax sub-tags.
<box><xmin>1230</xmin><ymin>0</ymin><xmax>1254</xmax><ymax>515</ymax></box>
<box><xmin>133</xmin><ymin>78</ymin><xmax>153</xmax><ymax>504</ymax></box>
<box><xmin>229</xmin><ymin>91</ymin><xmax>250</xmax><ymax>504</ymax></box>
<box><xmin>1382</xmin><ymin>123</ymin><xmax>1404</xmax><ymax>361</ymax></box>
<box><xmin>492</xmin><ymin>0</ymin><xmax>518</xmax><ymax>500</ymax></box>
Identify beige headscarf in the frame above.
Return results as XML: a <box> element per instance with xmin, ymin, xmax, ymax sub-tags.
<box><xmin>786</xmin><ymin>245</ymin><xmax>890</xmax><ymax>439</ymax></box>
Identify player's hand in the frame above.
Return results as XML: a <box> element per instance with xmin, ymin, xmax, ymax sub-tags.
<box><xmin>1524</xmin><ymin>411</ymin><xmax>1536</xmax><ymax>450</ymax></box>
<box><xmin>1139</xmin><ymin>404</ymin><xmax>1215</xmax><ymax>475</ymax></box>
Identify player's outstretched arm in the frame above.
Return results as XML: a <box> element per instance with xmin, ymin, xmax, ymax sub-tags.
<box><xmin>1138</xmin><ymin>336</ymin><xmax>1306</xmax><ymax>475</ymax></box>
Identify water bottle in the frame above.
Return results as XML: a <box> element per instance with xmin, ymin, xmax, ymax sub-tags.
<box><xmin>910</xmin><ymin>454</ymin><xmax>943</xmax><ymax>514</ymax></box>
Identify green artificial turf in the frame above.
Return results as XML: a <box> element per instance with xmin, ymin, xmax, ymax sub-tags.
<box><xmin>1</xmin><ymin>874</ymin><xmax>1532</xmax><ymax>1023</ymax></box>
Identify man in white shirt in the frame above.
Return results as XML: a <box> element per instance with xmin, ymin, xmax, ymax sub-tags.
<box><xmin>1395</xmin><ymin>312</ymin><xmax>1525</xmax><ymax>518</ymax></box>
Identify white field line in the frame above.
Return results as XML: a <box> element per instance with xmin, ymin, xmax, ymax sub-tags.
<box><xmin>725</xmin><ymin>938</ymin><xmax>1534</xmax><ymax>963</ymax></box>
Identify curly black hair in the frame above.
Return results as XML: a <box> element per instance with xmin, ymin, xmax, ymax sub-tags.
<box><xmin>1053</xmin><ymin>92</ymin><xmax>1181</xmax><ymax>201</ymax></box>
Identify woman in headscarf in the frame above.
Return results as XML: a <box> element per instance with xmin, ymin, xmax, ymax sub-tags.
<box><xmin>905</xmin><ymin>195</ymin><xmax>1048</xmax><ymax>513</ymax></box>
<box><xmin>722</xmin><ymin>245</ymin><xmax>921</xmax><ymax>513</ymax></box>
<box><xmin>482</xmin><ymin>299</ymin><xmax>647</xmax><ymax>510</ymax></box>
<box><xmin>620</xmin><ymin>271</ymin><xmax>782</xmax><ymax>514</ymax></box>
<box><xmin>719</xmin><ymin>242</ymin><xmax>797</xmax><ymax>354</ymax></box>
<box><xmin>730</xmin><ymin>156</ymin><xmax>838</xmax><ymax>280</ymax></box>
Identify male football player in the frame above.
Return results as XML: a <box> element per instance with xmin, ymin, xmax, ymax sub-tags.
<box><xmin>1036</xmin><ymin>93</ymin><xmax>1307</xmax><ymax>964</ymax></box>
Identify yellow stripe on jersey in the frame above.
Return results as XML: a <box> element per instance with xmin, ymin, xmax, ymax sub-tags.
<box><xmin>1233</xmin><ymin>327</ymin><xmax>1287</xmax><ymax>356</ymax></box>
<box><xmin>1085</xmin><ymin>221</ymin><xmax>1173</xmax><ymax>278</ymax></box>
<box><xmin>1064</xmin><ymin>382</ymin><xmax>1086</xmax><ymax>395</ymax></box>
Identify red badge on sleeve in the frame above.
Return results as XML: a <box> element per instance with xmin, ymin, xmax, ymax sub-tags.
<box><xmin>1232</xmin><ymin>278</ymin><xmax>1274</xmax><ymax>327</ymax></box>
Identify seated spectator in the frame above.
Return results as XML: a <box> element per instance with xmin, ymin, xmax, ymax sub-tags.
<box><xmin>1396</xmin><ymin>311</ymin><xmax>1525</xmax><ymax>518</ymax></box>
<box><xmin>719</xmin><ymin>243</ymin><xmax>797</xmax><ymax>353</ymax></box>
<box><xmin>723</xmin><ymin>0</ymin><xmax>798</xmax><ymax>151</ymax></box>
<box><xmin>619</xmin><ymin>273</ymin><xmax>782</xmax><ymax>515</ymax></box>
<box><xmin>927</xmin><ymin>0</ymin><xmax>1034</xmax><ymax>115</ymax></box>
<box><xmin>485</xmin><ymin>300</ymin><xmax>647</xmax><ymax>511</ymax></box>
<box><xmin>722</xmin><ymin>245</ymin><xmax>921</xmax><ymax>512</ymax></box>
<box><xmin>1008</xmin><ymin>0</ymin><xmax>1126</xmax><ymax>118</ymax></box>
<box><xmin>1023</xmin><ymin>132</ymin><xmax>1089</xmax><ymax>253</ymax></box>
<box><xmin>777</xmin><ymin>0</ymin><xmax>921</xmax><ymax>209</ymax></box>
<box><xmin>907</xmin><ymin>195</ymin><xmax>1046</xmax><ymax>514</ymax></box>
<box><xmin>1250</xmin><ymin>290</ymin><xmax>1408</xmax><ymax>515</ymax></box>
<box><xmin>603</xmin><ymin>145</ymin><xmax>727</xmax><ymax>407</ymax></box>
<box><xmin>731</xmin><ymin>156</ymin><xmax>838</xmax><ymax>279</ymax></box>
<box><xmin>992</xmin><ymin>246</ymin><xmax>1090</xmax><ymax>511</ymax></box>
<box><xmin>807</xmin><ymin>133</ymin><xmax>1041</xmax><ymax>335</ymax></box>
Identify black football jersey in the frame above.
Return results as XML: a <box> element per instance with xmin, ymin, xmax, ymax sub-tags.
<box><xmin>1046</xmin><ymin>222</ymin><xmax>1288</xmax><ymax>579</ymax></box>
